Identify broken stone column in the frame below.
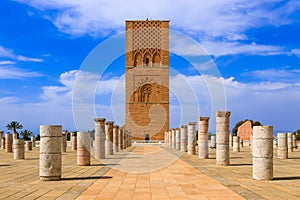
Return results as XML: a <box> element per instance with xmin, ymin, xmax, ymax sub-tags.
<box><xmin>119</xmin><ymin>128</ymin><xmax>123</xmax><ymax>150</ymax></box>
<box><xmin>180</xmin><ymin>125</ymin><xmax>187</xmax><ymax>152</ymax></box>
<box><xmin>240</xmin><ymin>139</ymin><xmax>243</xmax><ymax>148</ymax></box>
<box><xmin>277</xmin><ymin>133</ymin><xmax>288</xmax><ymax>159</ymax></box>
<box><xmin>187</xmin><ymin>122</ymin><xmax>196</xmax><ymax>155</ymax></box>
<box><xmin>250</xmin><ymin>134</ymin><xmax>253</xmax><ymax>155</ymax></box>
<box><xmin>5</xmin><ymin>134</ymin><xmax>13</xmax><ymax>153</ymax></box>
<box><xmin>168</xmin><ymin>130</ymin><xmax>172</xmax><ymax>148</ymax></box>
<box><xmin>13</xmin><ymin>139</ymin><xmax>25</xmax><ymax>159</ymax></box>
<box><xmin>94</xmin><ymin>118</ymin><xmax>105</xmax><ymax>159</ymax></box>
<box><xmin>229</xmin><ymin>134</ymin><xmax>233</xmax><ymax>148</ymax></box>
<box><xmin>123</xmin><ymin>130</ymin><xmax>127</xmax><ymax>149</ymax></box>
<box><xmin>171</xmin><ymin>129</ymin><xmax>175</xmax><ymax>149</ymax></box>
<box><xmin>25</xmin><ymin>141</ymin><xmax>32</xmax><ymax>151</ymax></box>
<box><xmin>113</xmin><ymin>125</ymin><xmax>119</xmax><ymax>153</ymax></box>
<box><xmin>61</xmin><ymin>130</ymin><xmax>67</xmax><ymax>153</ymax></box>
<box><xmin>105</xmin><ymin>121</ymin><xmax>114</xmax><ymax>155</ymax></box>
<box><xmin>31</xmin><ymin>136</ymin><xmax>36</xmax><ymax>147</ymax></box>
<box><xmin>216</xmin><ymin>111</ymin><xmax>230</xmax><ymax>166</ymax></box>
<box><xmin>1</xmin><ymin>137</ymin><xmax>5</xmax><ymax>149</ymax></box>
<box><xmin>233</xmin><ymin>136</ymin><xmax>240</xmax><ymax>152</ymax></box>
<box><xmin>175</xmin><ymin>128</ymin><xmax>181</xmax><ymax>151</ymax></box>
<box><xmin>71</xmin><ymin>132</ymin><xmax>77</xmax><ymax>150</ymax></box>
<box><xmin>198</xmin><ymin>117</ymin><xmax>209</xmax><ymax>159</ymax></box>
<box><xmin>77</xmin><ymin>131</ymin><xmax>90</xmax><ymax>166</ymax></box>
<box><xmin>287</xmin><ymin>132</ymin><xmax>293</xmax><ymax>152</ymax></box>
<box><xmin>0</xmin><ymin>131</ymin><xmax>3</xmax><ymax>148</ymax></box>
<box><xmin>252</xmin><ymin>126</ymin><xmax>273</xmax><ymax>180</ymax></box>
<box><xmin>40</xmin><ymin>125</ymin><xmax>62</xmax><ymax>181</ymax></box>
<box><xmin>292</xmin><ymin>134</ymin><xmax>297</xmax><ymax>149</ymax></box>
<box><xmin>210</xmin><ymin>135</ymin><xmax>216</xmax><ymax>148</ymax></box>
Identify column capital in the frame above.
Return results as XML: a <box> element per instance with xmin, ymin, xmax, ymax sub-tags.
<box><xmin>94</xmin><ymin>118</ymin><xmax>106</xmax><ymax>123</ymax></box>
<box><xmin>216</xmin><ymin>111</ymin><xmax>231</xmax><ymax>117</ymax></box>
<box><xmin>199</xmin><ymin>117</ymin><xmax>209</xmax><ymax>121</ymax></box>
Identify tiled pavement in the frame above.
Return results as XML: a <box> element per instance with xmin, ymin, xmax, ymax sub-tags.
<box><xmin>0</xmin><ymin>143</ymin><xmax>300</xmax><ymax>199</ymax></box>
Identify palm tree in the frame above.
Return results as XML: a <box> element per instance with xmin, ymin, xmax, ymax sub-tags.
<box><xmin>20</xmin><ymin>130</ymin><xmax>33</xmax><ymax>140</ymax></box>
<box><xmin>6</xmin><ymin>121</ymin><xmax>23</xmax><ymax>139</ymax></box>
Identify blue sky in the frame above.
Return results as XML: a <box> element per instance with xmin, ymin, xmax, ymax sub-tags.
<box><xmin>0</xmin><ymin>0</ymin><xmax>300</xmax><ymax>135</ymax></box>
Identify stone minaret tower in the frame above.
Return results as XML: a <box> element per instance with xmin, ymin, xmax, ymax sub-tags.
<box><xmin>125</xmin><ymin>20</ymin><xmax>169</xmax><ymax>141</ymax></box>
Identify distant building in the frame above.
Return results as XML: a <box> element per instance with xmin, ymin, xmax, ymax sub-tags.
<box><xmin>237</xmin><ymin>120</ymin><xmax>252</xmax><ymax>140</ymax></box>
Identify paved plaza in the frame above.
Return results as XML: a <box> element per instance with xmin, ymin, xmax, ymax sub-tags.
<box><xmin>0</xmin><ymin>143</ymin><xmax>300</xmax><ymax>199</ymax></box>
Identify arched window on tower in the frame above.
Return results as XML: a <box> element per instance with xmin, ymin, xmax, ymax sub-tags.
<box><xmin>145</xmin><ymin>58</ymin><xmax>149</xmax><ymax>67</ymax></box>
<box><xmin>139</xmin><ymin>84</ymin><xmax>152</xmax><ymax>102</ymax></box>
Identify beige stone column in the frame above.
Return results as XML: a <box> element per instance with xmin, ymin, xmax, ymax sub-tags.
<box><xmin>187</xmin><ymin>122</ymin><xmax>196</xmax><ymax>155</ymax></box>
<box><xmin>0</xmin><ymin>131</ymin><xmax>3</xmax><ymax>148</ymax></box>
<box><xmin>13</xmin><ymin>139</ymin><xmax>25</xmax><ymax>159</ymax></box>
<box><xmin>119</xmin><ymin>128</ymin><xmax>123</xmax><ymax>150</ymax></box>
<box><xmin>105</xmin><ymin>122</ymin><xmax>114</xmax><ymax>155</ymax></box>
<box><xmin>277</xmin><ymin>133</ymin><xmax>288</xmax><ymax>159</ymax></box>
<box><xmin>77</xmin><ymin>131</ymin><xmax>90</xmax><ymax>166</ymax></box>
<box><xmin>94</xmin><ymin>118</ymin><xmax>105</xmax><ymax>159</ymax></box>
<box><xmin>273</xmin><ymin>138</ymin><xmax>277</xmax><ymax>148</ymax></box>
<box><xmin>250</xmin><ymin>134</ymin><xmax>253</xmax><ymax>154</ymax></box>
<box><xmin>168</xmin><ymin>130</ymin><xmax>172</xmax><ymax>148</ymax></box>
<box><xmin>61</xmin><ymin>130</ymin><xmax>67</xmax><ymax>153</ymax></box>
<box><xmin>31</xmin><ymin>136</ymin><xmax>36</xmax><ymax>147</ymax></box>
<box><xmin>229</xmin><ymin>134</ymin><xmax>233</xmax><ymax>148</ymax></box>
<box><xmin>210</xmin><ymin>135</ymin><xmax>216</xmax><ymax>148</ymax></box>
<box><xmin>180</xmin><ymin>125</ymin><xmax>187</xmax><ymax>152</ymax></box>
<box><xmin>123</xmin><ymin>130</ymin><xmax>127</xmax><ymax>149</ymax></box>
<box><xmin>292</xmin><ymin>134</ymin><xmax>297</xmax><ymax>149</ymax></box>
<box><xmin>233</xmin><ymin>136</ymin><xmax>240</xmax><ymax>152</ymax></box>
<box><xmin>240</xmin><ymin>139</ymin><xmax>243</xmax><ymax>148</ymax></box>
<box><xmin>198</xmin><ymin>117</ymin><xmax>209</xmax><ymax>159</ymax></box>
<box><xmin>287</xmin><ymin>132</ymin><xmax>293</xmax><ymax>152</ymax></box>
<box><xmin>175</xmin><ymin>128</ymin><xmax>180</xmax><ymax>151</ymax></box>
<box><xmin>71</xmin><ymin>132</ymin><xmax>77</xmax><ymax>150</ymax></box>
<box><xmin>170</xmin><ymin>129</ymin><xmax>175</xmax><ymax>149</ymax></box>
<box><xmin>25</xmin><ymin>141</ymin><xmax>32</xmax><ymax>151</ymax></box>
<box><xmin>113</xmin><ymin>125</ymin><xmax>119</xmax><ymax>153</ymax></box>
<box><xmin>216</xmin><ymin>111</ymin><xmax>230</xmax><ymax>166</ymax></box>
<box><xmin>252</xmin><ymin>126</ymin><xmax>273</xmax><ymax>180</ymax></box>
<box><xmin>1</xmin><ymin>137</ymin><xmax>5</xmax><ymax>149</ymax></box>
<box><xmin>40</xmin><ymin>125</ymin><xmax>62</xmax><ymax>181</ymax></box>
<box><xmin>5</xmin><ymin>134</ymin><xmax>13</xmax><ymax>153</ymax></box>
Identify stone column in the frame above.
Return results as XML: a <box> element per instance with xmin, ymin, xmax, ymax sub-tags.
<box><xmin>25</xmin><ymin>141</ymin><xmax>32</xmax><ymax>151</ymax></box>
<box><xmin>198</xmin><ymin>117</ymin><xmax>209</xmax><ymax>159</ymax></box>
<box><xmin>1</xmin><ymin>137</ymin><xmax>5</xmax><ymax>149</ymax></box>
<box><xmin>187</xmin><ymin>122</ymin><xmax>196</xmax><ymax>155</ymax></box>
<box><xmin>175</xmin><ymin>128</ymin><xmax>181</xmax><ymax>151</ymax></box>
<box><xmin>5</xmin><ymin>134</ymin><xmax>13</xmax><ymax>153</ymax></box>
<box><xmin>0</xmin><ymin>131</ymin><xmax>3</xmax><ymax>148</ymax></box>
<box><xmin>113</xmin><ymin>125</ymin><xmax>119</xmax><ymax>153</ymax></box>
<box><xmin>105</xmin><ymin>122</ymin><xmax>114</xmax><ymax>155</ymax></box>
<box><xmin>240</xmin><ymin>139</ymin><xmax>243</xmax><ymax>148</ymax></box>
<box><xmin>210</xmin><ymin>135</ymin><xmax>216</xmax><ymax>148</ymax></box>
<box><xmin>119</xmin><ymin>128</ymin><xmax>123</xmax><ymax>150</ymax></box>
<box><xmin>277</xmin><ymin>133</ymin><xmax>288</xmax><ymax>159</ymax></box>
<box><xmin>31</xmin><ymin>136</ymin><xmax>36</xmax><ymax>147</ymax></box>
<box><xmin>250</xmin><ymin>134</ymin><xmax>253</xmax><ymax>154</ymax></box>
<box><xmin>94</xmin><ymin>118</ymin><xmax>106</xmax><ymax>159</ymax></box>
<box><xmin>77</xmin><ymin>131</ymin><xmax>90</xmax><ymax>166</ymax></box>
<box><xmin>13</xmin><ymin>139</ymin><xmax>25</xmax><ymax>159</ymax></box>
<box><xmin>233</xmin><ymin>136</ymin><xmax>240</xmax><ymax>152</ymax></box>
<box><xmin>123</xmin><ymin>130</ymin><xmax>127</xmax><ymax>149</ymax></box>
<box><xmin>292</xmin><ymin>134</ymin><xmax>297</xmax><ymax>149</ymax></box>
<box><xmin>61</xmin><ymin>131</ymin><xmax>67</xmax><ymax>153</ymax></box>
<box><xmin>40</xmin><ymin>125</ymin><xmax>62</xmax><ymax>181</ymax></box>
<box><xmin>216</xmin><ymin>111</ymin><xmax>230</xmax><ymax>166</ymax></box>
<box><xmin>229</xmin><ymin>134</ymin><xmax>233</xmax><ymax>148</ymax></box>
<box><xmin>170</xmin><ymin>129</ymin><xmax>175</xmax><ymax>149</ymax></box>
<box><xmin>71</xmin><ymin>132</ymin><xmax>77</xmax><ymax>150</ymax></box>
<box><xmin>252</xmin><ymin>126</ymin><xmax>273</xmax><ymax>180</ymax></box>
<box><xmin>180</xmin><ymin>125</ymin><xmax>187</xmax><ymax>152</ymax></box>
<box><xmin>287</xmin><ymin>132</ymin><xmax>293</xmax><ymax>152</ymax></box>
<box><xmin>168</xmin><ymin>130</ymin><xmax>172</xmax><ymax>148</ymax></box>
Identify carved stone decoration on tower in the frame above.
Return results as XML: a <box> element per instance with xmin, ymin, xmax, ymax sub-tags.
<box><xmin>125</xmin><ymin>20</ymin><xmax>169</xmax><ymax>141</ymax></box>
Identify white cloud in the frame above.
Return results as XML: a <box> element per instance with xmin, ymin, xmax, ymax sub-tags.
<box><xmin>0</xmin><ymin>46</ymin><xmax>43</xmax><ymax>62</ymax></box>
<box><xmin>0</xmin><ymin>66</ymin><xmax>43</xmax><ymax>79</ymax></box>
<box><xmin>0</xmin><ymin>61</ymin><xmax>16</xmax><ymax>65</ymax></box>
<box><xmin>291</xmin><ymin>49</ymin><xmax>300</xmax><ymax>57</ymax></box>
<box><xmin>16</xmin><ymin>0</ymin><xmax>299</xmax><ymax>39</ymax></box>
